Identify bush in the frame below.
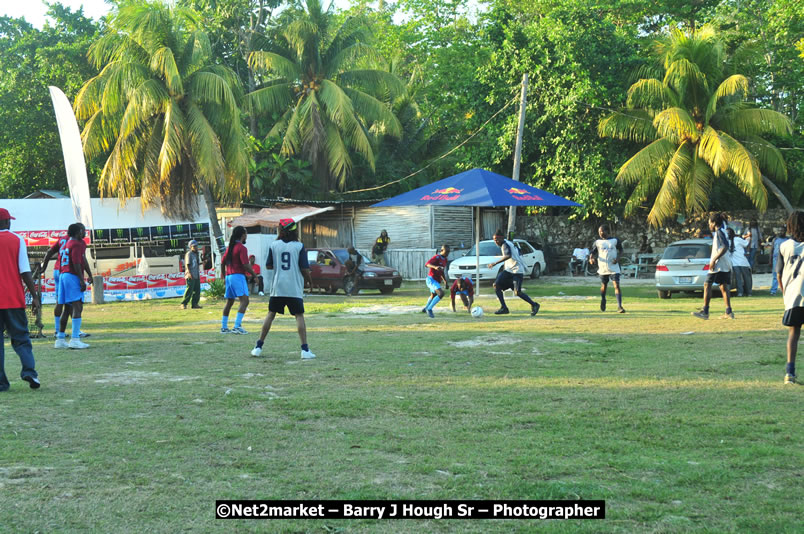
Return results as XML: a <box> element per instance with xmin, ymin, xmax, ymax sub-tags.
<box><xmin>203</xmin><ymin>279</ymin><xmax>225</xmax><ymax>300</ymax></box>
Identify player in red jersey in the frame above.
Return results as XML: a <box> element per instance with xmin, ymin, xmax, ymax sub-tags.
<box><xmin>450</xmin><ymin>275</ymin><xmax>474</xmax><ymax>313</ymax></box>
<box><xmin>422</xmin><ymin>244</ymin><xmax>450</xmax><ymax>318</ymax></box>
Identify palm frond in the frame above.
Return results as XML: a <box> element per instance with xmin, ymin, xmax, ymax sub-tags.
<box><xmin>652</xmin><ymin>107</ymin><xmax>698</xmax><ymax>143</ymax></box>
<box><xmin>326</xmin><ymin>42</ymin><xmax>383</xmax><ymax>76</ymax></box>
<box><xmin>615</xmin><ymin>137</ymin><xmax>676</xmax><ymax>186</ymax></box>
<box><xmin>686</xmin><ymin>150</ymin><xmax>715</xmax><ymax>213</ymax></box>
<box><xmin>598</xmin><ymin>110</ymin><xmax>658</xmax><ymax>143</ymax></box>
<box><xmin>248</xmin><ymin>51</ymin><xmax>301</xmax><ymax>81</ymax></box>
<box><xmin>648</xmin><ymin>141</ymin><xmax>692</xmax><ymax>224</ymax></box>
<box><xmin>336</xmin><ymin>70</ymin><xmax>406</xmax><ymax>99</ymax></box>
<box><xmin>697</xmin><ymin>127</ymin><xmax>728</xmax><ymax>176</ymax></box>
<box><xmin>714</xmin><ymin>108</ymin><xmax>793</xmax><ymax>138</ymax></box>
<box><xmin>324</xmin><ymin>121</ymin><xmax>352</xmax><ymax>189</ymax></box>
<box><xmin>244</xmin><ymin>82</ymin><xmax>294</xmax><ymax>116</ymax></box>
<box><xmin>150</xmin><ymin>47</ymin><xmax>183</xmax><ymax>95</ymax></box>
<box><xmin>118</xmin><ymin>79</ymin><xmax>169</xmax><ymax>140</ymax></box>
<box><xmin>705</xmin><ymin>74</ymin><xmax>749</xmax><ymax>122</ymax></box>
<box><xmin>341</xmin><ymin>86</ymin><xmax>402</xmax><ymax>137</ymax></box>
<box><xmin>742</xmin><ymin>134</ymin><xmax>787</xmax><ymax>183</ymax></box>
<box><xmin>158</xmin><ymin>100</ymin><xmax>186</xmax><ymax>182</ymax></box>
<box><xmin>626</xmin><ymin>78</ymin><xmax>678</xmax><ymax>111</ymax></box>
<box><xmin>718</xmin><ymin>131</ymin><xmax>767</xmax><ymax>209</ymax></box>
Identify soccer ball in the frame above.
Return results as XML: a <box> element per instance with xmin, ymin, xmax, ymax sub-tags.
<box><xmin>471</xmin><ymin>306</ymin><xmax>484</xmax><ymax>318</ymax></box>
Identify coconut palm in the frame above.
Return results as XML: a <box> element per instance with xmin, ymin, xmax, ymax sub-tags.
<box><xmin>74</xmin><ymin>0</ymin><xmax>249</xmax><ymax>234</ymax></box>
<box><xmin>246</xmin><ymin>0</ymin><xmax>404</xmax><ymax>192</ymax></box>
<box><xmin>599</xmin><ymin>26</ymin><xmax>793</xmax><ymax>226</ymax></box>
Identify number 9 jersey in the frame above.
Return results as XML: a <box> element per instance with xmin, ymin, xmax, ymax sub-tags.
<box><xmin>266</xmin><ymin>239</ymin><xmax>309</xmax><ymax>298</ymax></box>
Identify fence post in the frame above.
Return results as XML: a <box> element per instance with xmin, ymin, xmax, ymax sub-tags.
<box><xmin>91</xmin><ymin>275</ymin><xmax>104</xmax><ymax>304</ymax></box>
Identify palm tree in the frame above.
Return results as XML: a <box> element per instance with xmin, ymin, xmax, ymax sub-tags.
<box><xmin>74</xmin><ymin>0</ymin><xmax>249</xmax><ymax>246</ymax></box>
<box><xmin>599</xmin><ymin>26</ymin><xmax>793</xmax><ymax>226</ymax></box>
<box><xmin>246</xmin><ymin>0</ymin><xmax>404</xmax><ymax>192</ymax></box>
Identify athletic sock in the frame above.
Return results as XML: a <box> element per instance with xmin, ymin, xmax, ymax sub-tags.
<box><xmin>54</xmin><ymin>316</ymin><xmax>60</xmax><ymax>333</ymax></box>
<box><xmin>302</xmin><ymin>344</ymin><xmax>309</xmax><ymax>352</ymax></box>
<box><xmin>616</xmin><ymin>293</ymin><xmax>623</xmax><ymax>308</ymax></box>
<box><xmin>786</xmin><ymin>362</ymin><xmax>795</xmax><ymax>376</ymax></box>
<box><xmin>72</xmin><ymin>318</ymin><xmax>82</xmax><ymax>339</ymax></box>
<box><xmin>256</xmin><ymin>340</ymin><xmax>264</xmax><ymax>349</ymax></box>
<box><xmin>427</xmin><ymin>295</ymin><xmax>442</xmax><ymax>310</ymax></box>
<box><xmin>57</xmin><ymin>332</ymin><xmax>66</xmax><ymax>339</ymax></box>
<box><xmin>221</xmin><ymin>315</ymin><xmax>229</xmax><ymax>329</ymax></box>
<box><xmin>235</xmin><ymin>312</ymin><xmax>245</xmax><ymax>328</ymax></box>
<box><xmin>423</xmin><ymin>296</ymin><xmax>433</xmax><ymax>309</ymax></box>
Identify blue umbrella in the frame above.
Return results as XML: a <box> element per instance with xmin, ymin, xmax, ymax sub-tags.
<box><xmin>371</xmin><ymin>168</ymin><xmax>581</xmax><ymax>208</ymax></box>
<box><xmin>372</xmin><ymin>168</ymin><xmax>581</xmax><ymax>296</ymax></box>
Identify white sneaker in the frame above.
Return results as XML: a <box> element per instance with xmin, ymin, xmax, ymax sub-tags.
<box><xmin>258</xmin><ymin>291</ymin><xmax>264</xmax><ymax>296</ymax></box>
<box><xmin>231</xmin><ymin>326</ymin><xmax>248</xmax><ymax>335</ymax></box>
<box><xmin>251</xmin><ymin>346</ymin><xmax>263</xmax><ymax>357</ymax></box>
<box><xmin>68</xmin><ymin>339</ymin><xmax>90</xmax><ymax>349</ymax></box>
<box><xmin>301</xmin><ymin>350</ymin><xmax>316</xmax><ymax>359</ymax></box>
<box><xmin>54</xmin><ymin>338</ymin><xmax>68</xmax><ymax>349</ymax></box>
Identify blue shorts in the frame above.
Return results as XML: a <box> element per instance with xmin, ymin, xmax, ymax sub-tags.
<box><xmin>225</xmin><ymin>273</ymin><xmax>249</xmax><ymax>299</ymax></box>
<box><xmin>426</xmin><ymin>276</ymin><xmax>443</xmax><ymax>293</ymax></box>
<box><xmin>54</xmin><ymin>270</ymin><xmax>61</xmax><ymax>303</ymax></box>
<box><xmin>58</xmin><ymin>272</ymin><xmax>84</xmax><ymax>304</ymax></box>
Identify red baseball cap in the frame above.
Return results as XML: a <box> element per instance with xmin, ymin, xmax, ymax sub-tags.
<box><xmin>279</xmin><ymin>218</ymin><xmax>297</xmax><ymax>230</ymax></box>
<box><xmin>0</xmin><ymin>208</ymin><xmax>15</xmax><ymax>220</ymax></box>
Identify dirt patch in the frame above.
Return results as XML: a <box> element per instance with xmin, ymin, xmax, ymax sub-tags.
<box><xmin>448</xmin><ymin>336</ymin><xmax>521</xmax><ymax>348</ymax></box>
<box><xmin>94</xmin><ymin>371</ymin><xmax>201</xmax><ymax>385</ymax></box>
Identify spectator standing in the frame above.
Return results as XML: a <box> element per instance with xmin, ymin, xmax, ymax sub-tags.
<box><xmin>770</xmin><ymin>227</ymin><xmax>790</xmax><ymax>296</ymax></box>
<box><xmin>776</xmin><ymin>211</ymin><xmax>804</xmax><ymax>385</ymax></box>
<box><xmin>728</xmin><ymin>228</ymin><xmax>752</xmax><ymax>297</ymax></box>
<box><xmin>0</xmin><ymin>208</ymin><xmax>40</xmax><ymax>390</ymax></box>
<box><xmin>746</xmin><ymin>219</ymin><xmax>762</xmax><ymax>269</ymax></box>
<box><xmin>693</xmin><ymin>213</ymin><xmax>734</xmax><ymax>320</ymax></box>
<box><xmin>371</xmin><ymin>230</ymin><xmax>390</xmax><ymax>265</ymax></box>
<box><xmin>181</xmin><ymin>239</ymin><xmax>202</xmax><ymax>309</ymax></box>
<box><xmin>247</xmin><ymin>255</ymin><xmax>264</xmax><ymax>296</ymax></box>
<box><xmin>638</xmin><ymin>234</ymin><xmax>653</xmax><ymax>255</ymax></box>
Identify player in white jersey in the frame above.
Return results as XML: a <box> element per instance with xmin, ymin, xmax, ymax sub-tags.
<box><xmin>692</xmin><ymin>213</ymin><xmax>734</xmax><ymax>320</ymax></box>
<box><xmin>487</xmin><ymin>230</ymin><xmax>540</xmax><ymax>316</ymax></box>
<box><xmin>776</xmin><ymin>211</ymin><xmax>804</xmax><ymax>385</ymax></box>
<box><xmin>251</xmin><ymin>219</ymin><xmax>315</xmax><ymax>359</ymax></box>
<box><xmin>590</xmin><ymin>224</ymin><xmax>625</xmax><ymax>313</ymax></box>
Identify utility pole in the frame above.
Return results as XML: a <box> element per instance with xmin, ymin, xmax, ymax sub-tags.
<box><xmin>506</xmin><ymin>73</ymin><xmax>528</xmax><ymax>237</ymax></box>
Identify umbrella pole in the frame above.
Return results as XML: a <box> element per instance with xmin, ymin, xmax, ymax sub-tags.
<box><xmin>475</xmin><ymin>206</ymin><xmax>481</xmax><ymax>297</ymax></box>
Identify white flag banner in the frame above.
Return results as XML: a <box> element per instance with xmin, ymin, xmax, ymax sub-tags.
<box><xmin>48</xmin><ymin>86</ymin><xmax>95</xmax><ymax>230</ymax></box>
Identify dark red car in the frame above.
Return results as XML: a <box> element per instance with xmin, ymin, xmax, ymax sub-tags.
<box><xmin>305</xmin><ymin>248</ymin><xmax>402</xmax><ymax>295</ymax></box>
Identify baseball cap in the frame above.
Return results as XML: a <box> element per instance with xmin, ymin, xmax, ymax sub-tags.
<box><xmin>0</xmin><ymin>208</ymin><xmax>15</xmax><ymax>220</ymax></box>
<box><xmin>188</xmin><ymin>239</ymin><xmax>198</xmax><ymax>246</ymax></box>
<box><xmin>279</xmin><ymin>218</ymin><xmax>297</xmax><ymax>231</ymax></box>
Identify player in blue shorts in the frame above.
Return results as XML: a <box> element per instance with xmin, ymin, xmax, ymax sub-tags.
<box><xmin>55</xmin><ymin>223</ymin><xmax>93</xmax><ymax>349</ymax></box>
<box><xmin>450</xmin><ymin>275</ymin><xmax>474</xmax><ymax>313</ymax></box>
<box><xmin>221</xmin><ymin>226</ymin><xmax>255</xmax><ymax>334</ymax></box>
<box><xmin>41</xmin><ymin>227</ymin><xmax>90</xmax><ymax>339</ymax></box>
<box><xmin>251</xmin><ymin>219</ymin><xmax>315</xmax><ymax>359</ymax></box>
<box><xmin>422</xmin><ymin>245</ymin><xmax>450</xmax><ymax>318</ymax></box>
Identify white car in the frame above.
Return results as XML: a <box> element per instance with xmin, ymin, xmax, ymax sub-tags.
<box><xmin>447</xmin><ymin>239</ymin><xmax>545</xmax><ymax>281</ymax></box>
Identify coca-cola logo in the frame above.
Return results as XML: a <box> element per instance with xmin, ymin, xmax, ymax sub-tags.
<box><xmin>28</xmin><ymin>231</ymin><xmax>49</xmax><ymax>238</ymax></box>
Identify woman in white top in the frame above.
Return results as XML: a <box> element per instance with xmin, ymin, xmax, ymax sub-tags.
<box><xmin>727</xmin><ymin>228</ymin><xmax>752</xmax><ymax>297</ymax></box>
<box><xmin>776</xmin><ymin>211</ymin><xmax>804</xmax><ymax>385</ymax></box>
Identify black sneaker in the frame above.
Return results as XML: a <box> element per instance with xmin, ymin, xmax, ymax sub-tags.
<box><xmin>23</xmin><ymin>376</ymin><xmax>40</xmax><ymax>389</ymax></box>
<box><xmin>494</xmin><ymin>307</ymin><xmax>510</xmax><ymax>315</ymax></box>
<box><xmin>421</xmin><ymin>307</ymin><xmax>427</xmax><ymax>313</ymax></box>
<box><xmin>600</xmin><ymin>298</ymin><xmax>606</xmax><ymax>312</ymax></box>
<box><xmin>531</xmin><ymin>303</ymin><xmax>540</xmax><ymax>316</ymax></box>
<box><xmin>617</xmin><ymin>307</ymin><xmax>626</xmax><ymax>314</ymax></box>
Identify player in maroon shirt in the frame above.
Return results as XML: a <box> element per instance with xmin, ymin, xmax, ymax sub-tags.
<box><xmin>422</xmin><ymin>244</ymin><xmax>450</xmax><ymax>318</ymax></box>
<box><xmin>450</xmin><ymin>275</ymin><xmax>474</xmax><ymax>313</ymax></box>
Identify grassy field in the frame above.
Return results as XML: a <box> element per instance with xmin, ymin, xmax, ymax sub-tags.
<box><xmin>1</xmin><ymin>278</ymin><xmax>801</xmax><ymax>533</ymax></box>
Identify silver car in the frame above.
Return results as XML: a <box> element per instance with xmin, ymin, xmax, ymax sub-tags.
<box><xmin>655</xmin><ymin>238</ymin><xmax>734</xmax><ymax>299</ymax></box>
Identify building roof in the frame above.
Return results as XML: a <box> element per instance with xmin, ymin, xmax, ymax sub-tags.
<box><xmin>23</xmin><ymin>190</ymin><xmax>70</xmax><ymax>199</ymax></box>
<box><xmin>228</xmin><ymin>205</ymin><xmax>336</xmax><ymax>228</ymax></box>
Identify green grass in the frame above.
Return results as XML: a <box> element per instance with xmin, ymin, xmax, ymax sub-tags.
<box><xmin>1</xmin><ymin>280</ymin><xmax>801</xmax><ymax>533</ymax></box>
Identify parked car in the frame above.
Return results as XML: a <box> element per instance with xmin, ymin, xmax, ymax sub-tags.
<box><xmin>654</xmin><ymin>238</ymin><xmax>734</xmax><ymax>298</ymax></box>
<box><xmin>447</xmin><ymin>239</ymin><xmax>545</xmax><ymax>282</ymax></box>
<box><xmin>305</xmin><ymin>248</ymin><xmax>402</xmax><ymax>295</ymax></box>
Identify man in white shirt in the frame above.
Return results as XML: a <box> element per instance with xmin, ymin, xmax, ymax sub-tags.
<box><xmin>693</xmin><ymin>213</ymin><xmax>734</xmax><ymax>319</ymax></box>
<box><xmin>590</xmin><ymin>225</ymin><xmax>625</xmax><ymax>313</ymax></box>
<box><xmin>487</xmin><ymin>230</ymin><xmax>540</xmax><ymax>316</ymax></box>
<box><xmin>728</xmin><ymin>228</ymin><xmax>752</xmax><ymax>297</ymax></box>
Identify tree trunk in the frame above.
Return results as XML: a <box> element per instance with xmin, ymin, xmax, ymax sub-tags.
<box><xmin>762</xmin><ymin>174</ymin><xmax>794</xmax><ymax>215</ymax></box>
<box><xmin>202</xmin><ymin>183</ymin><xmax>227</xmax><ymax>272</ymax></box>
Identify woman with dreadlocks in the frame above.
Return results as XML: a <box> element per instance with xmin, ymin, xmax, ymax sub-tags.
<box><xmin>776</xmin><ymin>211</ymin><xmax>804</xmax><ymax>385</ymax></box>
<box><xmin>220</xmin><ymin>226</ymin><xmax>255</xmax><ymax>334</ymax></box>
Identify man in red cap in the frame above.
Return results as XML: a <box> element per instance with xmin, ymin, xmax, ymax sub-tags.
<box><xmin>0</xmin><ymin>208</ymin><xmax>41</xmax><ymax>391</ymax></box>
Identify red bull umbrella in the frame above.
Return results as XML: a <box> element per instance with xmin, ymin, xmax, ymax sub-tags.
<box><xmin>371</xmin><ymin>168</ymin><xmax>581</xmax><ymax>208</ymax></box>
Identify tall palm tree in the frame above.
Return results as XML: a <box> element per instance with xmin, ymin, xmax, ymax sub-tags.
<box><xmin>246</xmin><ymin>0</ymin><xmax>404</xmax><ymax>192</ymax></box>
<box><xmin>74</xmin><ymin>0</ymin><xmax>249</xmax><ymax>238</ymax></box>
<box><xmin>599</xmin><ymin>26</ymin><xmax>793</xmax><ymax>226</ymax></box>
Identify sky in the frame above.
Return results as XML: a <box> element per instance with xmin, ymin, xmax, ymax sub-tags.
<box><xmin>1</xmin><ymin>0</ymin><xmax>114</xmax><ymax>28</ymax></box>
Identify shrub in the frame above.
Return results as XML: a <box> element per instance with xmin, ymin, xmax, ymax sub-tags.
<box><xmin>203</xmin><ymin>279</ymin><xmax>225</xmax><ymax>300</ymax></box>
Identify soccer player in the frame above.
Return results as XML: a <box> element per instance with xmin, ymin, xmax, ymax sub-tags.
<box><xmin>590</xmin><ymin>224</ymin><xmax>626</xmax><ymax>313</ymax></box>
<box><xmin>693</xmin><ymin>213</ymin><xmax>734</xmax><ymax>320</ymax></box>
<box><xmin>40</xmin><ymin>230</ymin><xmax>70</xmax><ymax>336</ymax></box>
<box><xmin>251</xmin><ymin>219</ymin><xmax>315</xmax><ymax>359</ymax></box>
<box><xmin>55</xmin><ymin>223</ymin><xmax>93</xmax><ymax>349</ymax></box>
<box><xmin>487</xmin><ymin>230</ymin><xmax>539</xmax><ymax>316</ymax></box>
<box><xmin>776</xmin><ymin>211</ymin><xmax>804</xmax><ymax>384</ymax></box>
<box><xmin>450</xmin><ymin>275</ymin><xmax>474</xmax><ymax>313</ymax></box>
<box><xmin>422</xmin><ymin>244</ymin><xmax>450</xmax><ymax>318</ymax></box>
<box><xmin>221</xmin><ymin>226</ymin><xmax>255</xmax><ymax>334</ymax></box>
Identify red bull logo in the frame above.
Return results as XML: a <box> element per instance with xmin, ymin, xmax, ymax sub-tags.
<box><xmin>506</xmin><ymin>187</ymin><xmax>542</xmax><ymax>201</ymax></box>
<box><xmin>421</xmin><ymin>186</ymin><xmax>463</xmax><ymax>201</ymax></box>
